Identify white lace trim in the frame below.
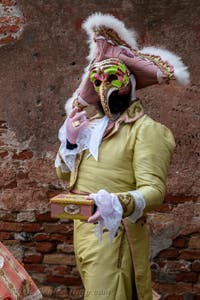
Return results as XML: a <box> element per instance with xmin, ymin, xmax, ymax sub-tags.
<box><xmin>126</xmin><ymin>190</ymin><xmax>146</xmax><ymax>223</ymax></box>
<box><xmin>55</xmin><ymin>116</ymin><xmax>109</xmax><ymax>171</ymax></box>
<box><xmin>90</xmin><ymin>189</ymin><xmax>123</xmax><ymax>241</ymax></box>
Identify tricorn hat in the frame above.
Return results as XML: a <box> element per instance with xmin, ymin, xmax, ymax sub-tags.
<box><xmin>65</xmin><ymin>13</ymin><xmax>190</xmax><ymax>118</ymax></box>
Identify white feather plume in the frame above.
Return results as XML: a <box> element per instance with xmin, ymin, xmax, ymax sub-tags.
<box><xmin>140</xmin><ymin>46</ymin><xmax>190</xmax><ymax>86</ymax></box>
<box><xmin>82</xmin><ymin>12</ymin><xmax>138</xmax><ymax>61</ymax></box>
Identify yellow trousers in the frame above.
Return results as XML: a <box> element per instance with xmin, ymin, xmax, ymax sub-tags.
<box><xmin>74</xmin><ymin>220</ymin><xmax>135</xmax><ymax>300</ymax></box>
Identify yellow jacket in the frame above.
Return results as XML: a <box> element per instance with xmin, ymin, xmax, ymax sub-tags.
<box><xmin>56</xmin><ymin>105</ymin><xmax>175</xmax><ymax>300</ymax></box>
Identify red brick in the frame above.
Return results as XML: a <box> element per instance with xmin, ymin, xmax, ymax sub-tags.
<box><xmin>57</xmin><ymin>243</ymin><xmax>74</xmax><ymax>253</ymax></box>
<box><xmin>153</xmin><ymin>282</ymin><xmax>192</xmax><ymax>294</ymax></box>
<box><xmin>46</xmin><ymin>275</ymin><xmax>82</xmax><ymax>286</ymax></box>
<box><xmin>0</xmin><ymin>140</ymin><xmax>6</xmax><ymax>146</ymax></box>
<box><xmin>155</xmin><ymin>203</ymin><xmax>173</xmax><ymax>213</ymax></box>
<box><xmin>4</xmin><ymin>180</ymin><xmax>17</xmax><ymax>189</ymax></box>
<box><xmin>173</xmin><ymin>238</ymin><xmax>187</xmax><ymax>248</ymax></box>
<box><xmin>189</xmin><ymin>235</ymin><xmax>200</xmax><ymax>249</ymax></box>
<box><xmin>0</xmin><ymin>17</ymin><xmax>21</xmax><ymax>24</ymax></box>
<box><xmin>0</xmin><ymin>151</ymin><xmax>9</xmax><ymax>158</ymax></box>
<box><xmin>0</xmin><ymin>232</ymin><xmax>13</xmax><ymax>239</ymax></box>
<box><xmin>192</xmin><ymin>261</ymin><xmax>200</xmax><ymax>272</ymax></box>
<box><xmin>43</xmin><ymin>253</ymin><xmax>75</xmax><ymax>266</ymax></box>
<box><xmin>180</xmin><ymin>250</ymin><xmax>200</xmax><ymax>260</ymax></box>
<box><xmin>24</xmin><ymin>264</ymin><xmax>46</xmax><ymax>273</ymax></box>
<box><xmin>158</xmin><ymin>248</ymin><xmax>179</xmax><ymax>259</ymax></box>
<box><xmin>0</xmin><ymin>25</ymin><xmax>19</xmax><ymax>34</ymax></box>
<box><xmin>21</xmin><ymin>242</ymin><xmax>35</xmax><ymax>248</ymax></box>
<box><xmin>12</xmin><ymin>150</ymin><xmax>33</xmax><ymax>160</ymax></box>
<box><xmin>36</xmin><ymin>242</ymin><xmax>56</xmax><ymax>253</ymax></box>
<box><xmin>43</xmin><ymin>223</ymin><xmax>72</xmax><ymax>234</ymax></box>
<box><xmin>35</xmin><ymin>211</ymin><xmax>53</xmax><ymax>222</ymax></box>
<box><xmin>176</xmin><ymin>271</ymin><xmax>198</xmax><ymax>282</ymax></box>
<box><xmin>0</xmin><ymin>212</ymin><xmax>16</xmax><ymax>221</ymax></box>
<box><xmin>194</xmin><ymin>283</ymin><xmax>200</xmax><ymax>294</ymax></box>
<box><xmin>50</xmin><ymin>233</ymin><xmax>72</xmax><ymax>242</ymax></box>
<box><xmin>53</xmin><ymin>265</ymin><xmax>71</xmax><ymax>275</ymax></box>
<box><xmin>164</xmin><ymin>296</ymin><xmax>183</xmax><ymax>300</ymax></box>
<box><xmin>23</xmin><ymin>253</ymin><xmax>43</xmax><ymax>264</ymax></box>
<box><xmin>22</xmin><ymin>223</ymin><xmax>41</xmax><ymax>232</ymax></box>
<box><xmin>0</xmin><ymin>222</ymin><xmax>41</xmax><ymax>232</ymax></box>
<box><xmin>28</xmin><ymin>182</ymin><xmax>39</xmax><ymax>188</ymax></box>
<box><xmin>17</xmin><ymin>171</ymin><xmax>29</xmax><ymax>179</ymax></box>
<box><xmin>0</xmin><ymin>222</ymin><xmax>23</xmax><ymax>232</ymax></box>
<box><xmin>1</xmin><ymin>0</ymin><xmax>16</xmax><ymax>6</ymax></box>
<box><xmin>33</xmin><ymin>233</ymin><xmax>51</xmax><ymax>241</ymax></box>
<box><xmin>0</xmin><ymin>35</ymin><xmax>15</xmax><ymax>45</ymax></box>
<box><xmin>165</xmin><ymin>194</ymin><xmax>198</xmax><ymax>204</ymax></box>
<box><xmin>0</xmin><ymin>121</ymin><xmax>8</xmax><ymax>128</ymax></box>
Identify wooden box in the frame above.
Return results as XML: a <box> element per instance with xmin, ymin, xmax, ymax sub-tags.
<box><xmin>50</xmin><ymin>193</ymin><xmax>95</xmax><ymax>221</ymax></box>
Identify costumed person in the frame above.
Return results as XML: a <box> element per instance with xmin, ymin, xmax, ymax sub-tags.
<box><xmin>55</xmin><ymin>13</ymin><xmax>189</xmax><ymax>300</ymax></box>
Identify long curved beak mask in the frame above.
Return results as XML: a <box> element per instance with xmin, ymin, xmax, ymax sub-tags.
<box><xmin>89</xmin><ymin>58</ymin><xmax>132</xmax><ymax>120</ymax></box>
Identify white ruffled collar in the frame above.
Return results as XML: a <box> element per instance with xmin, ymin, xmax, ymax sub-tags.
<box><xmin>77</xmin><ymin>115</ymin><xmax>109</xmax><ymax>160</ymax></box>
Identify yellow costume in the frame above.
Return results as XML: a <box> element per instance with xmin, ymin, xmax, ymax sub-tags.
<box><xmin>55</xmin><ymin>12</ymin><xmax>189</xmax><ymax>300</ymax></box>
<box><xmin>56</xmin><ymin>101</ymin><xmax>175</xmax><ymax>300</ymax></box>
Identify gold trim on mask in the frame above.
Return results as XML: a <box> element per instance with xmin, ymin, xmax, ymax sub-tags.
<box><xmin>99</xmin><ymin>81</ymin><xmax>114</xmax><ymax>120</ymax></box>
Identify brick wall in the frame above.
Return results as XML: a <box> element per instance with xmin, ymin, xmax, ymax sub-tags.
<box><xmin>0</xmin><ymin>1</ymin><xmax>200</xmax><ymax>300</ymax></box>
<box><xmin>0</xmin><ymin>0</ymin><xmax>25</xmax><ymax>47</ymax></box>
<box><xmin>150</xmin><ymin>196</ymin><xmax>200</xmax><ymax>300</ymax></box>
<box><xmin>0</xmin><ymin>119</ymin><xmax>82</xmax><ymax>299</ymax></box>
<box><xmin>0</xmin><ymin>209</ymin><xmax>83</xmax><ymax>300</ymax></box>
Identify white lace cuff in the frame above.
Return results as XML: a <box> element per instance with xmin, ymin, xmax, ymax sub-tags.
<box><xmin>55</xmin><ymin>116</ymin><xmax>109</xmax><ymax>171</ymax></box>
<box><xmin>90</xmin><ymin>189</ymin><xmax>123</xmax><ymax>241</ymax></box>
<box><xmin>54</xmin><ymin>119</ymin><xmax>79</xmax><ymax>171</ymax></box>
<box><xmin>55</xmin><ymin>152</ymin><xmax>71</xmax><ymax>173</ymax></box>
<box><xmin>126</xmin><ymin>190</ymin><xmax>146</xmax><ymax>223</ymax></box>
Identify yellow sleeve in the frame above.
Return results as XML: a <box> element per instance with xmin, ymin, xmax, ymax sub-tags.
<box><xmin>133</xmin><ymin>119</ymin><xmax>175</xmax><ymax>212</ymax></box>
<box><xmin>56</xmin><ymin>166</ymin><xmax>70</xmax><ymax>181</ymax></box>
<box><xmin>116</xmin><ymin>119</ymin><xmax>175</xmax><ymax>217</ymax></box>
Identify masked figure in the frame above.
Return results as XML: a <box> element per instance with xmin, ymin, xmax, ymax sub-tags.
<box><xmin>55</xmin><ymin>13</ymin><xmax>189</xmax><ymax>300</ymax></box>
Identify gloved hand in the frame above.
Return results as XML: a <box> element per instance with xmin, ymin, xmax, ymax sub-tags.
<box><xmin>88</xmin><ymin>189</ymin><xmax>116</xmax><ymax>223</ymax></box>
<box><xmin>87</xmin><ymin>189</ymin><xmax>123</xmax><ymax>241</ymax></box>
<box><xmin>66</xmin><ymin>108</ymin><xmax>89</xmax><ymax>144</ymax></box>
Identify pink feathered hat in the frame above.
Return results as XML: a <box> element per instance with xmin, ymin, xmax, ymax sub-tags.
<box><xmin>65</xmin><ymin>13</ymin><xmax>190</xmax><ymax>114</ymax></box>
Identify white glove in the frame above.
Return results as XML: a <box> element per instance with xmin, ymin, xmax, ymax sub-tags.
<box><xmin>88</xmin><ymin>189</ymin><xmax>123</xmax><ymax>241</ymax></box>
<box><xmin>66</xmin><ymin>108</ymin><xmax>88</xmax><ymax>144</ymax></box>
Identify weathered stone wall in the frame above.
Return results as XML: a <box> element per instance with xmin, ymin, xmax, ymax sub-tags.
<box><xmin>0</xmin><ymin>1</ymin><xmax>199</xmax><ymax>299</ymax></box>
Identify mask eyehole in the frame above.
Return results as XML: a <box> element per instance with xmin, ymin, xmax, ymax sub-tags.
<box><xmin>94</xmin><ymin>80</ymin><xmax>101</xmax><ymax>86</ymax></box>
<box><xmin>108</xmin><ymin>74</ymin><xmax>118</xmax><ymax>81</ymax></box>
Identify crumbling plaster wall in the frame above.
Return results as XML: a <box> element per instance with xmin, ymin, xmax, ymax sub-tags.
<box><xmin>0</xmin><ymin>1</ymin><xmax>199</xmax><ymax>299</ymax></box>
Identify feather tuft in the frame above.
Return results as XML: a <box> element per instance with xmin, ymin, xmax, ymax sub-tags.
<box><xmin>140</xmin><ymin>46</ymin><xmax>190</xmax><ymax>86</ymax></box>
<box><xmin>82</xmin><ymin>12</ymin><xmax>138</xmax><ymax>61</ymax></box>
